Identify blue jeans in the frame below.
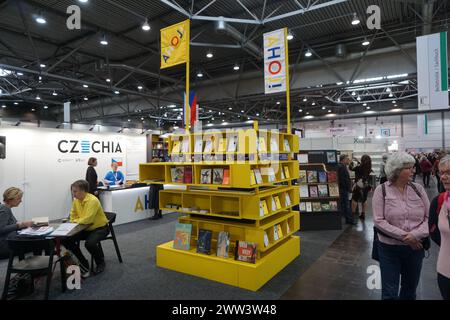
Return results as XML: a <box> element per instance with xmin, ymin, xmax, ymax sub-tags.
<box><xmin>378</xmin><ymin>242</ymin><xmax>424</xmax><ymax>300</ymax></box>
<box><xmin>339</xmin><ymin>190</ymin><xmax>353</xmax><ymax>222</ymax></box>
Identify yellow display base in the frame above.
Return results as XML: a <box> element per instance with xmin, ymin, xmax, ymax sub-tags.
<box><xmin>156</xmin><ymin>236</ymin><xmax>300</xmax><ymax>291</ymax></box>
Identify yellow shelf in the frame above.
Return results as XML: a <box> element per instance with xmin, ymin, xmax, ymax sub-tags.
<box><xmin>159</xmin><ymin>185</ymin><xmax>299</xmax><ymax>220</ymax></box>
<box><xmin>156</xmin><ymin>235</ymin><xmax>300</xmax><ymax>291</ymax></box>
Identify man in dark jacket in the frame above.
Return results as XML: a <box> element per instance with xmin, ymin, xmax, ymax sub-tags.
<box><xmin>337</xmin><ymin>154</ymin><xmax>356</xmax><ymax>225</ymax></box>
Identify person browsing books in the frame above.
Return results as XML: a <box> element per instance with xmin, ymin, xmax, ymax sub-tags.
<box><xmin>0</xmin><ymin>187</ymin><xmax>34</xmax><ymax>259</ymax></box>
<box><xmin>104</xmin><ymin>162</ymin><xmax>125</xmax><ymax>186</ymax></box>
<box><xmin>85</xmin><ymin>157</ymin><xmax>99</xmax><ymax>195</ymax></box>
<box><xmin>61</xmin><ymin>180</ymin><xmax>109</xmax><ymax>277</ymax></box>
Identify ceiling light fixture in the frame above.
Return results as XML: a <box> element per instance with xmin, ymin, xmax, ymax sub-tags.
<box><xmin>1</xmin><ymin>104</ymin><xmax>6</xmax><ymax>108</ymax></box>
<box><xmin>40</xmin><ymin>64</ymin><xmax>46</xmax><ymax>68</ymax></box>
<box><xmin>44</xmin><ymin>105</ymin><xmax>48</xmax><ymax>109</ymax></box>
<box><xmin>114</xmin><ymin>90</ymin><xmax>120</xmax><ymax>95</ymax></box>
<box><xmin>83</xmin><ymin>84</ymin><xmax>89</xmax><ymax>88</ymax></box>
<box><xmin>233</xmin><ymin>64</ymin><xmax>240</xmax><ymax>71</ymax></box>
<box><xmin>389</xmin><ymin>93</ymin><xmax>394</xmax><ymax>97</ymax></box>
<box><xmin>305</xmin><ymin>50</ymin><xmax>312</xmax><ymax>57</ymax></box>
<box><xmin>35</xmin><ymin>13</ymin><xmax>47</xmax><ymax>24</ymax></box>
<box><xmin>106</xmin><ymin>78</ymin><xmax>111</xmax><ymax>83</ymax></box>
<box><xmin>196</xmin><ymin>70</ymin><xmax>203</xmax><ymax>78</ymax></box>
<box><xmin>312</xmin><ymin>102</ymin><xmax>316</xmax><ymax>106</ymax></box>
<box><xmin>17</xmin><ymin>72</ymin><xmax>23</xmax><ymax>76</ymax></box>
<box><xmin>206</xmin><ymin>51</ymin><xmax>213</xmax><ymax>59</ymax></box>
<box><xmin>142</xmin><ymin>19</ymin><xmax>151</xmax><ymax>31</ymax></box>
<box><xmin>100</xmin><ymin>34</ymin><xmax>108</xmax><ymax>46</ymax></box>
<box><xmin>137</xmin><ymin>85</ymin><xmax>143</xmax><ymax>90</ymax></box>
<box><xmin>36</xmin><ymin>95</ymin><xmax>41</xmax><ymax>100</ymax></box>
<box><xmin>357</xmin><ymin>96</ymin><xmax>361</xmax><ymax>101</ymax></box>
<box><xmin>84</xmin><ymin>97</ymin><xmax>88</xmax><ymax>101</ymax></box>
<box><xmin>14</xmin><ymin>102</ymin><xmax>18</xmax><ymax>105</ymax></box>
<box><xmin>52</xmin><ymin>91</ymin><xmax>58</xmax><ymax>96</ymax></box>
<box><xmin>303</xmin><ymin>98</ymin><xmax>307</xmax><ymax>102</ymax></box>
<box><xmin>362</xmin><ymin>39</ymin><xmax>370</xmax><ymax>46</ymax></box>
<box><xmin>287</xmin><ymin>31</ymin><xmax>294</xmax><ymax>41</ymax></box>
<box><xmin>351</xmin><ymin>13</ymin><xmax>360</xmax><ymax>25</ymax></box>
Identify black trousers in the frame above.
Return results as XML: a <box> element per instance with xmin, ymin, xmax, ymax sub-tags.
<box><xmin>438</xmin><ymin>273</ymin><xmax>450</xmax><ymax>300</ymax></box>
<box><xmin>62</xmin><ymin>226</ymin><xmax>109</xmax><ymax>266</ymax></box>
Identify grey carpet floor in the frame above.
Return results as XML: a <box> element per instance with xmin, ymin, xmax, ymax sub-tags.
<box><xmin>0</xmin><ymin>212</ymin><xmax>345</xmax><ymax>300</ymax></box>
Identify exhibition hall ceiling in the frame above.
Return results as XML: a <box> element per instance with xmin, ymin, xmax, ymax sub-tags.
<box><xmin>0</xmin><ymin>0</ymin><xmax>449</xmax><ymax>129</ymax></box>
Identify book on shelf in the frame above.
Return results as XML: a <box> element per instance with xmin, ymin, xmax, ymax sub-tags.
<box><xmin>267</xmin><ymin>167</ymin><xmax>276</xmax><ymax>182</ymax></box>
<box><xmin>309</xmin><ymin>185</ymin><xmax>318</xmax><ymax>198</ymax></box>
<box><xmin>194</xmin><ymin>139</ymin><xmax>203</xmax><ymax>153</ymax></box>
<box><xmin>284</xmin><ymin>138</ymin><xmax>291</xmax><ymax>152</ymax></box>
<box><xmin>326</xmin><ymin>151</ymin><xmax>337</xmax><ymax>164</ymax></box>
<box><xmin>222</xmin><ymin>169</ymin><xmax>230</xmax><ymax>185</ymax></box>
<box><xmin>171</xmin><ymin>167</ymin><xmax>185</xmax><ymax>183</ymax></box>
<box><xmin>270</xmin><ymin>136</ymin><xmax>279</xmax><ymax>152</ymax></box>
<box><xmin>307</xmin><ymin>170</ymin><xmax>318</xmax><ymax>183</ymax></box>
<box><xmin>286</xmin><ymin>223</ymin><xmax>291</xmax><ymax>234</ymax></box>
<box><xmin>312</xmin><ymin>202</ymin><xmax>322</xmax><ymax>212</ymax></box>
<box><xmin>259</xmin><ymin>199</ymin><xmax>269</xmax><ymax>216</ymax></box>
<box><xmin>300</xmin><ymin>185</ymin><xmax>309</xmax><ymax>198</ymax></box>
<box><xmin>318</xmin><ymin>171</ymin><xmax>327</xmax><ymax>183</ymax></box>
<box><xmin>298</xmin><ymin>153</ymin><xmax>308</xmax><ymax>164</ymax></box>
<box><xmin>227</xmin><ymin>135</ymin><xmax>238</xmax><ymax>152</ymax></box>
<box><xmin>263</xmin><ymin>232</ymin><xmax>269</xmax><ymax>247</ymax></box>
<box><xmin>181</xmin><ymin>139</ymin><xmax>189</xmax><ymax>153</ymax></box>
<box><xmin>216</xmin><ymin>231</ymin><xmax>230</xmax><ymax>258</ymax></box>
<box><xmin>197</xmin><ymin>229</ymin><xmax>212</xmax><ymax>254</ymax></box>
<box><xmin>321</xmin><ymin>203</ymin><xmax>332</xmax><ymax>211</ymax></box>
<box><xmin>250</xmin><ymin>171</ymin><xmax>257</xmax><ymax>185</ymax></box>
<box><xmin>329</xmin><ymin>183</ymin><xmax>340</xmax><ymax>197</ymax></box>
<box><xmin>285</xmin><ymin>193</ymin><xmax>291</xmax><ymax>207</ymax></box>
<box><xmin>217</xmin><ymin>137</ymin><xmax>227</xmax><ymax>153</ymax></box>
<box><xmin>299</xmin><ymin>202</ymin><xmax>306</xmax><ymax>212</ymax></box>
<box><xmin>212</xmin><ymin>168</ymin><xmax>224</xmax><ymax>185</ymax></box>
<box><xmin>280</xmin><ymin>168</ymin><xmax>286</xmax><ymax>180</ymax></box>
<box><xmin>235</xmin><ymin>241</ymin><xmax>257</xmax><ymax>264</ymax></box>
<box><xmin>217</xmin><ymin>211</ymin><xmax>239</xmax><ymax>217</ymax></box>
<box><xmin>277</xmin><ymin>224</ymin><xmax>284</xmax><ymax>238</ymax></box>
<box><xmin>203</xmin><ymin>140</ymin><xmax>213</xmax><ymax>153</ymax></box>
<box><xmin>273</xmin><ymin>225</ymin><xmax>280</xmax><ymax>241</ymax></box>
<box><xmin>200</xmin><ymin>169</ymin><xmax>212</xmax><ymax>184</ymax></box>
<box><xmin>306</xmin><ymin>202</ymin><xmax>312</xmax><ymax>212</ymax></box>
<box><xmin>274</xmin><ymin>195</ymin><xmax>282</xmax><ymax>210</ymax></box>
<box><xmin>171</xmin><ymin>140</ymin><xmax>181</xmax><ymax>154</ymax></box>
<box><xmin>327</xmin><ymin>171</ymin><xmax>338</xmax><ymax>183</ymax></box>
<box><xmin>283</xmin><ymin>166</ymin><xmax>291</xmax><ymax>179</ymax></box>
<box><xmin>253</xmin><ymin>168</ymin><xmax>263</xmax><ymax>184</ymax></box>
<box><xmin>330</xmin><ymin>201</ymin><xmax>338</xmax><ymax>211</ymax></box>
<box><xmin>271</xmin><ymin>197</ymin><xmax>277</xmax><ymax>212</ymax></box>
<box><xmin>257</xmin><ymin>137</ymin><xmax>267</xmax><ymax>153</ymax></box>
<box><xmin>299</xmin><ymin>170</ymin><xmax>307</xmax><ymax>183</ymax></box>
<box><xmin>318</xmin><ymin>184</ymin><xmax>329</xmax><ymax>197</ymax></box>
<box><xmin>183</xmin><ymin>166</ymin><xmax>192</xmax><ymax>184</ymax></box>
<box><xmin>173</xmin><ymin>222</ymin><xmax>192</xmax><ymax>250</ymax></box>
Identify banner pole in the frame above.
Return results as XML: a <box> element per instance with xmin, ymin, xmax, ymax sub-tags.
<box><xmin>284</xmin><ymin>27</ymin><xmax>291</xmax><ymax>134</ymax></box>
<box><xmin>185</xmin><ymin>20</ymin><xmax>191</xmax><ymax>133</ymax></box>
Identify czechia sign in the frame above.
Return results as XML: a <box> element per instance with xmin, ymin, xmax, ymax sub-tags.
<box><xmin>58</xmin><ymin>140</ymin><xmax>123</xmax><ymax>154</ymax></box>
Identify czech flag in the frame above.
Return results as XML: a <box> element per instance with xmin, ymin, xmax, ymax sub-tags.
<box><xmin>184</xmin><ymin>90</ymin><xmax>198</xmax><ymax>127</ymax></box>
<box><xmin>112</xmin><ymin>158</ymin><xmax>123</xmax><ymax>166</ymax></box>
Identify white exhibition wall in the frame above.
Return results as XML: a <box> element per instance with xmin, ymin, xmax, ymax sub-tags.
<box><xmin>0</xmin><ymin>126</ymin><xmax>147</xmax><ymax>222</ymax></box>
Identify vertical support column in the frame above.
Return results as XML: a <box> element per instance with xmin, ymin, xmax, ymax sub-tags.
<box><xmin>185</xmin><ymin>21</ymin><xmax>191</xmax><ymax>134</ymax></box>
<box><xmin>284</xmin><ymin>27</ymin><xmax>291</xmax><ymax>134</ymax></box>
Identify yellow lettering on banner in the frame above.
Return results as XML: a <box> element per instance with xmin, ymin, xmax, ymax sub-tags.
<box><xmin>266</xmin><ymin>36</ymin><xmax>280</xmax><ymax>47</ymax></box>
<box><xmin>135</xmin><ymin>197</ymin><xmax>144</xmax><ymax>212</ymax></box>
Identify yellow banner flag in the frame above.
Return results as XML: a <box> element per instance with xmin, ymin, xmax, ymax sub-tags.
<box><xmin>160</xmin><ymin>19</ymin><xmax>190</xmax><ymax>69</ymax></box>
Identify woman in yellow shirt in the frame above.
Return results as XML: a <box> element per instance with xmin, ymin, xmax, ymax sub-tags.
<box><xmin>62</xmin><ymin>180</ymin><xmax>109</xmax><ymax>277</ymax></box>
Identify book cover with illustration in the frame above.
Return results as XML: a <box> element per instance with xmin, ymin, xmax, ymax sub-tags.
<box><xmin>283</xmin><ymin>138</ymin><xmax>291</xmax><ymax>152</ymax></box>
<box><xmin>263</xmin><ymin>232</ymin><xmax>270</xmax><ymax>247</ymax></box>
<box><xmin>274</xmin><ymin>196</ymin><xmax>282</xmax><ymax>210</ymax></box>
<box><xmin>330</xmin><ymin>201</ymin><xmax>338</xmax><ymax>211</ymax></box>
<box><xmin>327</xmin><ymin>171</ymin><xmax>337</xmax><ymax>183</ymax></box>
<box><xmin>217</xmin><ymin>138</ymin><xmax>227</xmax><ymax>153</ymax></box>
<box><xmin>321</xmin><ymin>203</ymin><xmax>332</xmax><ymax>211</ymax></box>
<box><xmin>299</xmin><ymin>202</ymin><xmax>306</xmax><ymax>212</ymax></box>
<box><xmin>271</xmin><ymin>197</ymin><xmax>277</xmax><ymax>212</ymax></box>
<box><xmin>283</xmin><ymin>166</ymin><xmax>290</xmax><ymax>179</ymax></box>
<box><xmin>259</xmin><ymin>199</ymin><xmax>269</xmax><ymax>216</ymax></box>
<box><xmin>253</xmin><ymin>168</ymin><xmax>263</xmax><ymax>184</ymax></box>
<box><xmin>200</xmin><ymin>169</ymin><xmax>212</xmax><ymax>184</ymax></box>
<box><xmin>227</xmin><ymin>136</ymin><xmax>238</xmax><ymax>152</ymax></box>
<box><xmin>318</xmin><ymin>184</ymin><xmax>329</xmax><ymax>197</ymax></box>
<box><xmin>197</xmin><ymin>229</ymin><xmax>212</xmax><ymax>254</ymax></box>
<box><xmin>171</xmin><ymin>140</ymin><xmax>181</xmax><ymax>154</ymax></box>
<box><xmin>267</xmin><ymin>167</ymin><xmax>276</xmax><ymax>182</ymax></box>
<box><xmin>299</xmin><ymin>170</ymin><xmax>307</xmax><ymax>183</ymax></box>
<box><xmin>257</xmin><ymin>137</ymin><xmax>267</xmax><ymax>153</ymax></box>
<box><xmin>312</xmin><ymin>202</ymin><xmax>322</xmax><ymax>212</ymax></box>
<box><xmin>270</xmin><ymin>136</ymin><xmax>279</xmax><ymax>152</ymax></box>
<box><xmin>300</xmin><ymin>185</ymin><xmax>309</xmax><ymax>198</ymax></box>
<box><xmin>181</xmin><ymin>139</ymin><xmax>189</xmax><ymax>153</ymax></box>
<box><xmin>212</xmin><ymin>168</ymin><xmax>224</xmax><ymax>185</ymax></box>
<box><xmin>318</xmin><ymin>171</ymin><xmax>327</xmax><ymax>183</ymax></box>
<box><xmin>183</xmin><ymin>166</ymin><xmax>192</xmax><ymax>184</ymax></box>
<box><xmin>173</xmin><ymin>223</ymin><xmax>192</xmax><ymax>250</ymax></box>
<box><xmin>326</xmin><ymin>151</ymin><xmax>337</xmax><ymax>164</ymax></box>
<box><xmin>273</xmin><ymin>225</ymin><xmax>280</xmax><ymax>241</ymax></box>
<box><xmin>222</xmin><ymin>169</ymin><xmax>230</xmax><ymax>185</ymax></box>
<box><xmin>203</xmin><ymin>140</ymin><xmax>213</xmax><ymax>153</ymax></box>
<box><xmin>216</xmin><ymin>231</ymin><xmax>230</xmax><ymax>258</ymax></box>
<box><xmin>329</xmin><ymin>183</ymin><xmax>340</xmax><ymax>197</ymax></box>
<box><xmin>309</xmin><ymin>185</ymin><xmax>318</xmax><ymax>198</ymax></box>
<box><xmin>171</xmin><ymin>166</ymin><xmax>184</xmax><ymax>183</ymax></box>
<box><xmin>235</xmin><ymin>241</ymin><xmax>257</xmax><ymax>263</ymax></box>
<box><xmin>285</xmin><ymin>193</ymin><xmax>292</xmax><ymax>207</ymax></box>
<box><xmin>307</xmin><ymin>170</ymin><xmax>318</xmax><ymax>183</ymax></box>
<box><xmin>306</xmin><ymin>202</ymin><xmax>312</xmax><ymax>212</ymax></box>
<box><xmin>277</xmin><ymin>224</ymin><xmax>284</xmax><ymax>238</ymax></box>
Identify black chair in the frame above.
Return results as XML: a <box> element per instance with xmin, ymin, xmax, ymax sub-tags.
<box><xmin>131</xmin><ymin>183</ymin><xmax>147</xmax><ymax>188</ymax></box>
<box><xmin>90</xmin><ymin>212</ymin><xmax>123</xmax><ymax>271</ymax></box>
<box><xmin>1</xmin><ymin>237</ymin><xmax>64</xmax><ymax>300</ymax></box>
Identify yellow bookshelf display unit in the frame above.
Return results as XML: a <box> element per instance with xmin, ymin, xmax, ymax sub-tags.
<box><xmin>139</xmin><ymin>128</ymin><xmax>300</xmax><ymax>291</ymax></box>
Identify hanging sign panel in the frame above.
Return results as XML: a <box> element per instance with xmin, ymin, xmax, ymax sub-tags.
<box><xmin>263</xmin><ymin>29</ymin><xmax>287</xmax><ymax>94</ymax></box>
<box><xmin>160</xmin><ymin>19</ymin><xmax>190</xmax><ymax>69</ymax></box>
<box><xmin>416</xmin><ymin>32</ymin><xmax>448</xmax><ymax>110</ymax></box>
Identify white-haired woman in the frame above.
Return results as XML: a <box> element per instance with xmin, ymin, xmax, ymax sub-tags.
<box><xmin>429</xmin><ymin>155</ymin><xmax>450</xmax><ymax>300</ymax></box>
<box><xmin>0</xmin><ymin>187</ymin><xmax>33</xmax><ymax>259</ymax></box>
<box><xmin>372</xmin><ymin>152</ymin><xmax>430</xmax><ymax>300</ymax></box>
